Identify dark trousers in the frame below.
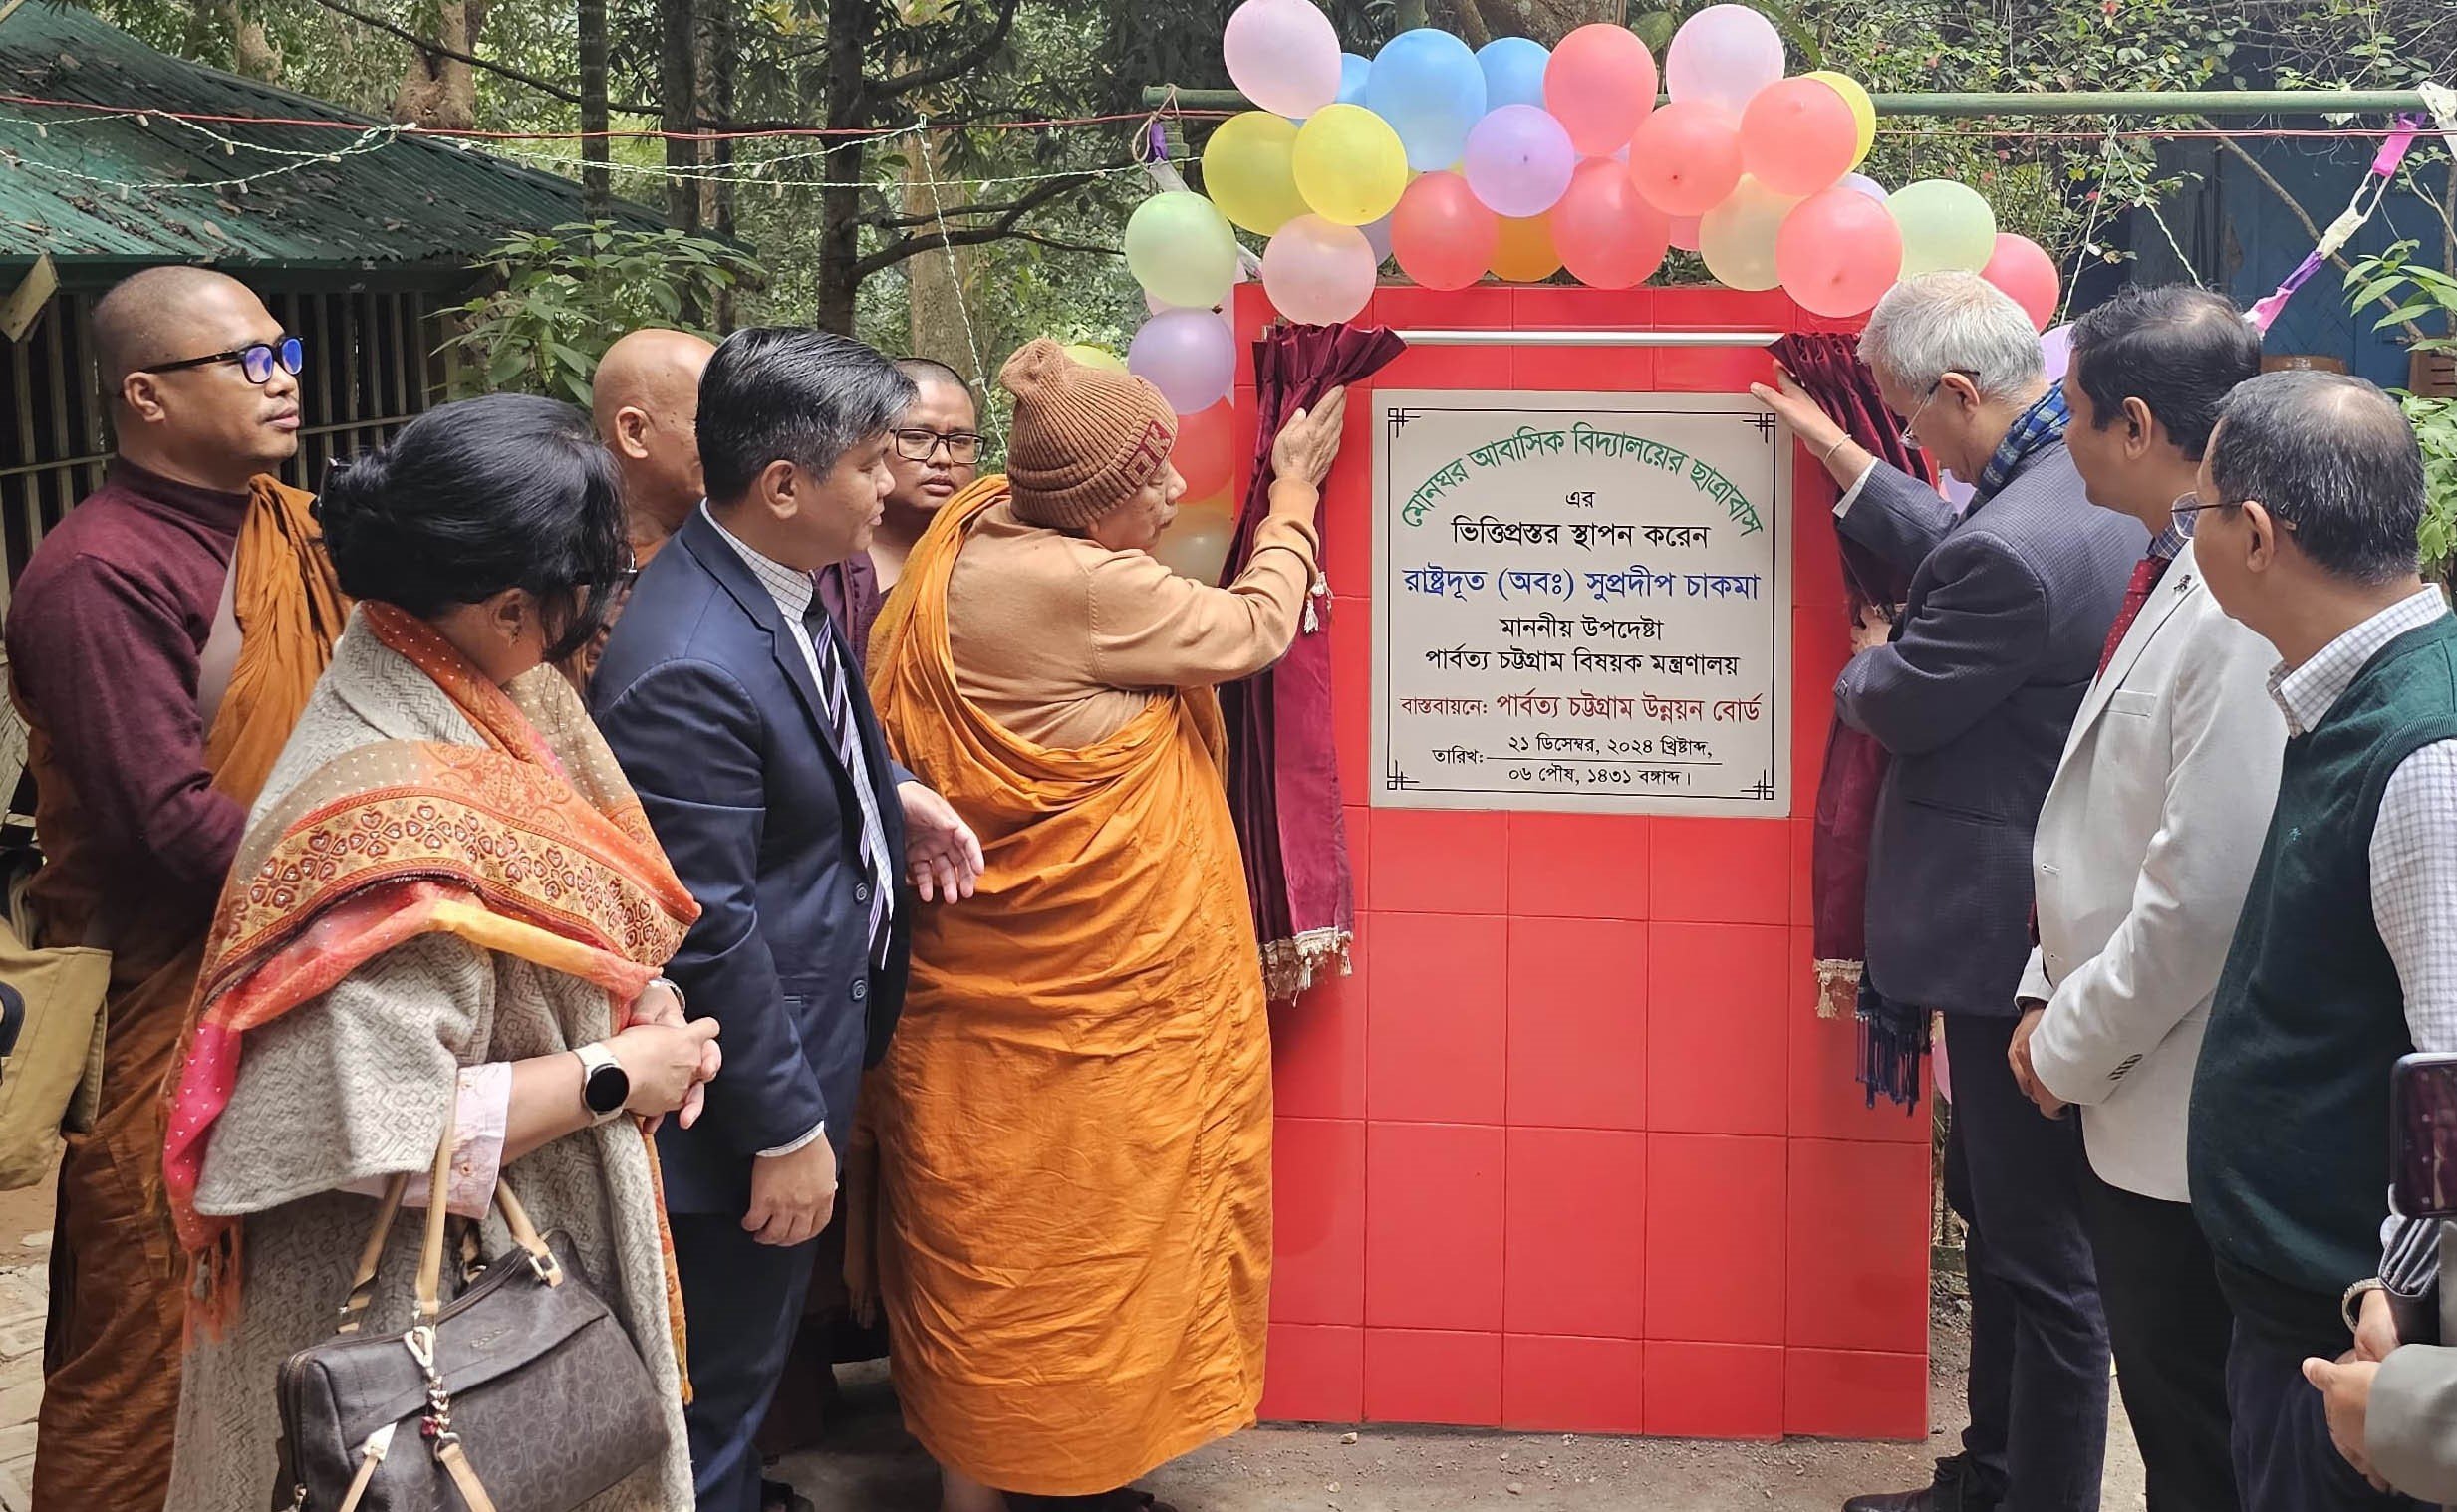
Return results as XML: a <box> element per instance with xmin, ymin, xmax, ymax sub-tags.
<box><xmin>2225</xmin><ymin>1321</ymin><xmax>2417</xmax><ymax>1512</ymax></box>
<box><xmin>2080</xmin><ymin>1173</ymin><xmax>2241</xmax><ymax>1512</ymax></box>
<box><xmin>673</xmin><ymin>1211</ymin><xmax>822</xmax><ymax>1512</ymax></box>
<box><xmin>1943</xmin><ymin>1011</ymin><xmax>2112</xmax><ymax>1512</ymax></box>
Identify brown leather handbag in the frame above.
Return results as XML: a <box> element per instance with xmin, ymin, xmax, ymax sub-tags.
<box><xmin>270</xmin><ymin>1099</ymin><xmax>669</xmax><ymax>1512</ymax></box>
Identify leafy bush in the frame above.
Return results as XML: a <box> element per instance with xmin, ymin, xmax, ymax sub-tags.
<box><xmin>441</xmin><ymin>222</ymin><xmax>763</xmax><ymax>407</ymax></box>
<box><xmin>2344</xmin><ymin>240</ymin><xmax>2457</xmax><ymax>580</ymax></box>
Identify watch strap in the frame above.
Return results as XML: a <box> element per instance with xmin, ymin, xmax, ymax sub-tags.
<box><xmin>574</xmin><ymin>1041</ymin><xmax>627</xmax><ymax>1124</ymax></box>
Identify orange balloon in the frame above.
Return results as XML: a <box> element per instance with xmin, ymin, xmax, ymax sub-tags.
<box><xmin>1489</xmin><ymin>214</ymin><xmax>1562</xmax><ymax>282</ymax></box>
<box><xmin>1171</xmin><ymin>401</ymin><xmax>1238</xmax><ymax>498</ymax></box>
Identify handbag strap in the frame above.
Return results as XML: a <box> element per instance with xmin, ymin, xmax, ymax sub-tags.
<box><xmin>335</xmin><ymin>1079</ymin><xmax>566</xmax><ymax>1337</ymax></box>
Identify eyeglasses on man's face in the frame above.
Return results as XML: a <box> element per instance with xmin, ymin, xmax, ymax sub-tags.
<box><xmin>892</xmin><ymin>427</ymin><xmax>982</xmax><ymax>465</ymax></box>
<box><xmin>2171</xmin><ymin>491</ymin><xmax>2296</xmax><ymax>535</ymax></box>
<box><xmin>1891</xmin><ymin>370</ymin><xmax>1977</xmax><ymax>452</ymax></box>
<box><xmin>140</xmin><ymin>336</ymin><xmax>305</xmax><ymax>386</ymax></box>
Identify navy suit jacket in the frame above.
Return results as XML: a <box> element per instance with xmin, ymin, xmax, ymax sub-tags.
<box><xmin>591</xmin><ymin>508</ymin><xmax>910</xmax><ymax>1215</ymax></box>
<box><xmin>1834</xmin><ymin>443</ymin><xmax>2145</xmax><ymax>1018</ymax></box>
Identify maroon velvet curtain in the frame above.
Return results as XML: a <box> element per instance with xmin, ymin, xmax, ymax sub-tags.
<box><xmin>1769</xmin><ymin>333</ymin><xmax>1935</xmax><ymax>1017</ymax></box>
<box><xmin>1219</xmin><ymin>322</ymin><xmax>1407</xmax><ymax>1002</ymax></box>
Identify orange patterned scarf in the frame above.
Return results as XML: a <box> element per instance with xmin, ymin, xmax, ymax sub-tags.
<box><xmin>163</xmin><ymin>603</ymin><xmax>700</xmax><ymax>1357</ymax></box>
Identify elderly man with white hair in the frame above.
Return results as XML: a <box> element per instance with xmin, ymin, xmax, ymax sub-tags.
<box><xmin>1759</xmin><ymin>272</ymin><xmax>2147</xmax><ymax>1512</ymax></box>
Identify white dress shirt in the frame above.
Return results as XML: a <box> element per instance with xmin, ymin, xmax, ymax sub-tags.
<box><xmin>703</xmin><ymin>504</ymin><xmax>898</xmax><ymax>1160</ymax></box>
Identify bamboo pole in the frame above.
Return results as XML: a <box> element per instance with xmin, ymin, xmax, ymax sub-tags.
<box><xmin>1138</xmin><ymin>85</ymin><xmax>2433</xmax><ymax>117</ymax></box>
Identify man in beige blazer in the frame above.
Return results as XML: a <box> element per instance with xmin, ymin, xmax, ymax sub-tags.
<box><xmin>2009</xmin><ymin>285</ymin><xmax>2281</xmax><ymax>1512</ymax></box>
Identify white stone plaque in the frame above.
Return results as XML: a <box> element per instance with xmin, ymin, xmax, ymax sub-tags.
<box><xmin>1371</xmin><ymin>389</ymin><xmax>1792</xmax><ymax>816</ymax></box>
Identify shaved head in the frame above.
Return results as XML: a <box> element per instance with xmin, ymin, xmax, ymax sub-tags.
<box><xmin>593</xmin><ymin>328</ymin><xmax>715</xmax><ymax>545</ymax></box>
<box><xmin>93</xmin><ymin>267</ymin><xmax>273</xmax><ymax>389</ymax></box>
<box><xmin>594</xmin><ymin>329</ymin><xmax>715</xmax><ymax>436</ymax></box>
<box><xmin>92</xmin><ymin>266</ymin><xmax>300</xmax><ymax>489</ymax></box>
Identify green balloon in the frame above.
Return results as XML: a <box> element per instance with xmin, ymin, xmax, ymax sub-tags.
<box><xmin>1887</xmin><ymin>179</ymin><xmax>1998</xmax><ymax>279</ymax></box>
<box><xmin>1126</xmin><ymin>191</ymin><xmax>1240</xmax><ymax>312</ymax></box>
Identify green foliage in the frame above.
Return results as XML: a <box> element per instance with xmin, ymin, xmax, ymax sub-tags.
<box><xmin>439</xmin><ymin>222</ymin><xmax>762</xmax><ymax>405</ymax></box>
<box><xmin>2344</xmin><ymin>240</ymin><xmax>2457</xmax><ymax>578</ymax></box>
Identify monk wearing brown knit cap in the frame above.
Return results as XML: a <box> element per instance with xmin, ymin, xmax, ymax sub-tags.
<box><xmin>863</xmin><ymin>339</ymin><xmax>1345</xmax><ymax>1512</ymax></box>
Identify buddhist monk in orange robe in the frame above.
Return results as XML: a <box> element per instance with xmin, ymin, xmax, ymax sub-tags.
<box><xmin>4</xmin><ymin>267</ymin><xmax>345</xmax><ymax>1512</ymax></box>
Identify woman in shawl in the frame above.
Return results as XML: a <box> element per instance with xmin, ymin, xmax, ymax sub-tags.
<box><xmin>161</xmin><ymin>394</ymin><xmax>720</xmax><ymax>1512</ymax></box>
<box><xmin>864</xmin><ymin>340</ymin><xmax>1346</xmax><ymax>1512</ymax></box>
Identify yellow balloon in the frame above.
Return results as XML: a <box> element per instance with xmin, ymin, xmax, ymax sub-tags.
<box><xmin>1698</xmin><ymin>175</ymin><xmax>1800</xmax><ymax>292</ymax></box>
<box><xmin>1489</xmin><ymin>214</ymin><xmax>1561</xmax><ymax>283</ymax></box>
<box><xmin>1061</xmin><ymin>343</ymin><xmax>1127</xmax><ymax>373</ymax></box>
<box><xmin>1203</xmin><ymin>112</ymin><xmax>1312</xmax><ymax>235</ymax></box>
<box><xmin>1290</xmin><ymin>103</ymin><xmax>1409</xmax><ymax>227</ymax></box>
<box><xmin>1804</xmin><ymin>70</ymin><xmax>1877</xmax><ymax>167</ymax></box>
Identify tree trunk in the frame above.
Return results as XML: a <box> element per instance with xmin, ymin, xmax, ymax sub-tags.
<box><xmin>393</xmin><ymin>0</ymin><xmax>488</xmax><ymax>130</ymax></box>
<box><xmin>579</xmin><ymin>0</ymin><xmax>609</xmax><ymax>215</ymax></box>
<box><xmin>219</xmin><ymin>0</ymin><xmax>281</xmax><ymax>79</ymax></box>
<box><xmin>813</xmin><ymin>0</ymin><xmax>871</xmax><ymax>335</ymax></box>
<box><xmin>700</xmin><ymin>0</ymin><xmax>738</xmax><ymax>327</ymax></box>
<box><xmin>900</xmin><ymin>130</ymin><xmax>978</xmax><ymax>380</ymax></box>
<box><xmin>661</xmin><ymin>0</ymin><xmax>702</xmax><ymax>236</ymax></box>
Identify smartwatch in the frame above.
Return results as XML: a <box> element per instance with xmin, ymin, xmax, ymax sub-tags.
<box><xmin>574</xmin><ymin>1041</ymin><xmax>630</xmax><ymax>1124</ymax></box>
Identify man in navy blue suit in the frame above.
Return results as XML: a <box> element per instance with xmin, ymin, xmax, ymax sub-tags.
<box><xmin>593</xmin><ymin>327</ymin><xmax>981</xmax><ymax>1512</ymax></box>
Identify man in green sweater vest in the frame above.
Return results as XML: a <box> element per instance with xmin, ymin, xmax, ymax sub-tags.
<box><xmin>2187</xmin><ymin>370</ymin><xmax>2457</xmax><ymax>1512</ymax></box>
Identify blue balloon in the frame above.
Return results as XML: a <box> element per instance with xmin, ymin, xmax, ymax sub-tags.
<box><xmin>1366</xmin><ymin>29</ymin><xmax>1487</xmax><ymax>171</ymax></box>
<box><xmin>1336</xmin><ymin>52</ymin><xmax>1372</xmax><ymax>106</ymax></box>
<box><xmin>1476</xmin><ymin>37</ymin><xmax>1550</xmax><ymax>112</ymax></box>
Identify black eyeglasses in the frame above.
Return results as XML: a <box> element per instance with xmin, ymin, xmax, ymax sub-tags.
<box><xmin>892</xmin><ymin>427</ymin><xmax>982</xmax><ymax>464</ymax></box>
<box><xmin>141</xmin><ymin>336</ymin><xmax>304</xmax><ymax>386</ymax></box>
<box><xmin>2172</xmin><ymin>491</ymin><xmax>2296</xmax><ymax>534</ymax></box>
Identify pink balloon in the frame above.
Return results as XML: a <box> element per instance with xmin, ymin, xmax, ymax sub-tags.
<box><xmin>1740</xmin><ymin>76</ymin><xmax>1858</xmax><ymax>196</ymax></box>
<box><xmin>1390</xmin><ymin>170</ymin><xmax>1499</xmax><ymax>290</ymax></box>
<box><xmin>1261</xmin><ymin>214</ymin><xmax>1379</xmax><ymax>325</ymax></box>
<box><xmin>1665</xmin><ymin>3</ymin><xmax>1785</xmax><ymax>116</ymax></box>
<box><xmin>1463</xmin><ymin>104</ymin><xmax>1576</xmax><ymax>218</ymax></box>
<box><xmin>1127</xmin><ymin>308</ymin><xmax>1237</xmax><ymax>412</ymax></box>
<box><xmin>1669</xmin><ymin>214</ymin><xmax>1702</xmax><ymax>252</ymax></box>
<box><xmin>1223</xmin><ymin>0</ymin><xmax>1342</xmax><ymax>121</ymax></box>
<box><xmin>1542</xmin><ymin>24</ymin><xmax>1659</xmax><ymax>156</ymax></box>
<box><xmin>1627</xmin><ymin>99</ymin><xmax>1743</xmax><ymax>216</ymax></box>
<box><xmin>1982</xmin><ymin>232</ymin><xmax>2061</xmax><ymax>332</ymax></box>
<box><xmin>1775</xmin><ymin>186</ymin><xmax>1903</xmax><ymax>317</ymax></box>
<box><xmin>1550</xmin><ymin>158</ymin><xmax>1670</xmax><ymax>289</ymax></box>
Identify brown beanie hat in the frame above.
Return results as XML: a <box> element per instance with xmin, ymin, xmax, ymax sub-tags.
<box><xmin>998</xmin><ymin>338</ymin><xmax>1180</xmax><ymax>530</ymax></box>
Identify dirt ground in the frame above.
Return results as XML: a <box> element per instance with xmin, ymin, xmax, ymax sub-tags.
<box><xmin>780</xmin><ymin>1279</ymin><xmax>2152</xmax><ymax>1512</ymax></box>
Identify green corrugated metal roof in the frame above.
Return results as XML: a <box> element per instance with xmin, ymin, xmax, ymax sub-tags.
<box><xmin>0</xmin><ymin>3</ymin><xmax>663</xmax><ymax>282</ymax></box>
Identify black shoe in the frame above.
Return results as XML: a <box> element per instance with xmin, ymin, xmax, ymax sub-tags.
<box><xmin>1842</xmin><ymin>1456</ymin><xmax>2000</xmax><ymax>1512</ymax></box>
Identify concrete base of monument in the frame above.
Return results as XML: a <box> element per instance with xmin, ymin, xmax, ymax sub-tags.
<box><xmin>774</xmin><ymin>1291</ymin><xmax>2151</xmax><ymax>1512</ymax></box>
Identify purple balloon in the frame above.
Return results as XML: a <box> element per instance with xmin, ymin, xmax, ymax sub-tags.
<box><xmin>1463</xmin><ymin>104</ymin><xmax>1576</xmax><ymax>218</ymax></box>
<box><xmin>1838</xmin><ymin>172</ymin><xmax>1887</xmax><ymax>202</ymax></box>
<box><xmin>1128</xmin><ymin>308</ymin><xmax>1237</xmax><ymax>413</ymax></box>
<box><xmin>1361</xmin><ymin>212</ymin><xmax>1395</xmax><ymax>266</ymax></box>
<box><xmin>2041</xmin><ymin>321</ymin><xmax>2074</xmax><ymax>383</ymax></box>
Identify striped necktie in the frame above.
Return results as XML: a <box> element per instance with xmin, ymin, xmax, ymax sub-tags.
<box><xmin>807</xmin><ymin>608</ymin><xmax>895</xmax><ymax>962</ymax></box>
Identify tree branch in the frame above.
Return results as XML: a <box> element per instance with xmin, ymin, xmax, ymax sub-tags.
<box><xmin>298</xmin><ymin>0</ymin><xmax>658</xmax><ymax>115</ymax></box>
<box><xmin>850</xmin><ymin>169</ymin><xmax>1086</xmax><ymax>279</ymax></box>
<box><xmin>869</xmin><ymin>0</ymin><xmax>1024</xmax><ymax>103</ymax></box>
<box><xmin>1009</xmin><ymin>231</ymin><xmax>1122</xmax><ymax>257</ymax></box>
<box><xmin>2205</xmin><ymin>123</ymin><xmax>2426</xmax><ymax>343</ymax></box>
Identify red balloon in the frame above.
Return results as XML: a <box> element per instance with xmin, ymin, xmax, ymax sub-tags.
<box><xmin>1551</xmin><ymin>159</ymin><xmax>1671</xmax><ymax>289</ymax></box>
<box><xmin>1739</xmin><ymin>77</ymin><xmax>1859</xmax><ymax>197</ymax></box>
<box><xmin>1390</xmin><ymin>170</ymin><xmax>1501</xmax><ymax>291</ymax></box>
<box><xmin>1775</xmin><ymin>186</ymin><xmax>1904</xmax><ymax>318</ymax></box>
<box><xmin>1981</xmin><ymin>232</ymin><xmax>2060</xmax><ymax>332</ymax></box>
<box><xmin>1627</xmin><ymin>100</ymin><xmax>1744</xmax><ymax>217</ymax></box>
<box><xmin>1170</xmin><ymin>400</ymin><xmax>1237</xmax><ymax>498</ymax></box>
<box><xmin>1543</xmin><ymin>24</ymin><xmax>1660</xmax><ymax>157</ymax></box>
